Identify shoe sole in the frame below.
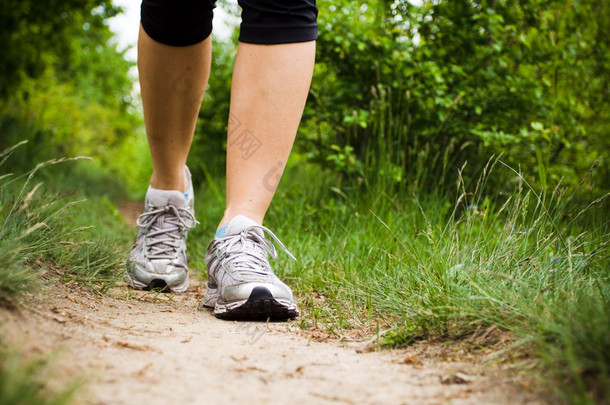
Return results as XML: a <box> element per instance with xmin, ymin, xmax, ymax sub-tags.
<box><xmin>212</xmin><ymin>286</ymin><xmax>299</xmax><ymax>321</ymax></box>
<box><xmin>125</xmin><ymin>273</ymin><xmax>189</xmax><ymax>293</ymax></box>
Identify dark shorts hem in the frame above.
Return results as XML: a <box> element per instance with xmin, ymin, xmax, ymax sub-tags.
<box><xmin>141</xmin><ymin>20</ymin><xmax>213</xmax><ymax>47</ymax></box>
<box><xmin>140</xmin><ymin>0</ymin><xmax>317</xmax><ymax>46</ymax></box>
<box><xmin>238</xmin><ymin>25</ymin><xmax>318</xmax><ymax>44</ymax></box>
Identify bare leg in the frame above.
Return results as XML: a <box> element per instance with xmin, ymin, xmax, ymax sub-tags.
<box><xmin>138</xmin><ymin>25</ymin><xmax>211</xmax><ymax>191</ymax></box>
<box><xmin>221</xmin><ymin>41</ymin><xmax>316</xmax><ymax>226</ymax></box>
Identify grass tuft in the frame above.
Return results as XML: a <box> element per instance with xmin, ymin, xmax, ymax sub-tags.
<box><xmin>0</xmin><ymin>143</ymin><xmax>127</xmax><ymax>303</ymax></box>
<box><xmin>189</xmin><ymin>158</ymin><xmax>609</xmax><ymax>404</ymax></box>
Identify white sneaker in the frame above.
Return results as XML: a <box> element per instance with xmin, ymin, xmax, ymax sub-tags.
<box><xmin>202</xmin><ymin>215</ymin><xmax>299</xmax><ymax>320</ymax></box>
<box><xmin>125</xmin><ymin>167</ymin><xmax>197</xmax><ymax>293</ymax></box>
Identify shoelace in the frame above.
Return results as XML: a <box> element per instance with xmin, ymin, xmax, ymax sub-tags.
<box><xmin>136</xmin><ymin>205</ymin><xmax>197</xmax><ymax>260</ymax></box>
<box><xmin>217</xmin><ymin>225</ymin><xmax>296</xmax><ymax>281</ymax></box>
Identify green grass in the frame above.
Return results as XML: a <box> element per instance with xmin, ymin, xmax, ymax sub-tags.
<box><xmin>0</xmin><ymin>346</ymin><xmax>78</xmax><ymax>405</ymax></box>
<box><xmin>189</xmin><ymin>158</ymin><xmax>609</xmax><ymax>404</ymax></box>
<box><xmin>0</xmin><ymin>143</ymin><xmax>131</xmax><ymax>302</ymax></box>
<box><xmin>1</xmin><ymin>139</ymin><xmax>607</xmax><ymax>403</ymax></box>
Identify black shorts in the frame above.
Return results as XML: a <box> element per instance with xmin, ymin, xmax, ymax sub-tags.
<box><xmin>141</xmin><ymin>0</ymin><xmax>318</xmax><ymax>46</ymax></box>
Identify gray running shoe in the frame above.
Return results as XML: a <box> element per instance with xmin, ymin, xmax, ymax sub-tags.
<box><xmin>202</xmin><ymin>215</ymin><xmax>299</xmax><ymax>320</ymax></box>
<box><xmin>125</xmin><ymin>167</ymin><xmax>197</xmax><ymax>293</ymax></box>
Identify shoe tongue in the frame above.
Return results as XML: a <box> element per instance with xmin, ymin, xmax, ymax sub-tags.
<box><xmin>146</xmin><ymin>187</ymin><xmax>188</xmax><ymax>208</ymax></box>
<box><xmin>219</xmin><ymin>215</ymin><xmax>262</xmax><ymax>237</ymax></box>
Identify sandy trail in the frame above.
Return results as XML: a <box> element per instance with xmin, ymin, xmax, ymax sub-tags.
<box><xmin>0</xmin><ymin>201</ymin><xmax>544</xmax><ymax>404</ymax></box>
<box><xmin>1</xmin><ymin>270</ymin><xmax>544</xmax><ymax>405</ymax></box>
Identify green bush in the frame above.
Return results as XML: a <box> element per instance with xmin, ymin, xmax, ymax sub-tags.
<box><xmin>305</xmin><ymin>0</ymin><xmax>610</xmax><ymax>193</ymax></box>
<box><xmin>0</xmin><ymin>1</ymin><xmax>145</xmax><ymax>197</ymax></box>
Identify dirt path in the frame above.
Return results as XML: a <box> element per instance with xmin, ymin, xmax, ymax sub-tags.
<box><xmin>0</xmin><ymin>203</ymin><xmax>545</xmax><ymax>404</ymax></box>
<box><xmin>1</xmin><ymin>269</ymin><xmax>545</xmax><ymax>405</ymax></box>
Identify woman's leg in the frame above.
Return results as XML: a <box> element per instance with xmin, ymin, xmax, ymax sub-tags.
<box><xmin>138</xmin><ymin>26</ymin><xmax>211</xmax><ymax>191</ymax></box>
<box><xmin>220</xmin><ymin>40</ymin><xmax>316</xmax><ymax>226</ymax></box>
<box><xmin>201</xmin><ymin>40</ymin><xmax>315</xmax><ymax>319</ymax></box>
<box><xmin>126</xmin><ymin>22</ymin><xmax>212</xmax><ymax>293</ymax></box>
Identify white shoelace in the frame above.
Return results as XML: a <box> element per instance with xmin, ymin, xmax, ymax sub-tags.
<box><xmin>216</xmin><ymin>226</ymin><xmax>296</xmax><ymax>281</ymax></box>
<box><xmin>136</xmin><ymin>205</ymin><xmax>197</xmax><ymax>260</ymax></box>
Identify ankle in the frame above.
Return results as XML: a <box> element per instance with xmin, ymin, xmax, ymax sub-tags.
<box><xmin>218</xmin><ymin>210</ymin><xmax>264</xmax><ymax>230</ymax></box>
<box><xmin>150</xmin><ymin>170</ymin><xmax>187</xmax><ymax>192</ymax></box>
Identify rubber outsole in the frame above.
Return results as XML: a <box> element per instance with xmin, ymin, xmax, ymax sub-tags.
<box><xmin>214</xmin><ymin>286</ymin><xmax>299</xmax><ymax>321</ymax></box>
<box><xmin>125</xmin><ymin>274</ymin><xmax>188</xmax><ymax>293</ymax></box>
<box><xmin>147</xmin><ymin>279</ymin><xmax>170</xmax><ymax>292</ymax></box>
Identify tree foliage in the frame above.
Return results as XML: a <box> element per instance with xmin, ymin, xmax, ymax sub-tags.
<box><xmin>0</xmin><ymin>0</ymin><xmax>141</xmax><ymax>188</ymax></box>
<box><xmin>306</xmin><ymin>0</ymin><xmax>610</xmax><ymax>192</ymax></box>
<box><xmin>0</xmin><ymin>0</ymin><xmax>121</xmax><ymax>101</ymax></box>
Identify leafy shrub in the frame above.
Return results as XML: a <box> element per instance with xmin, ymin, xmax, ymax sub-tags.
<box><xmin>305</xmin><ymin>0</ymin><xmax>610</xmax><ymax>193</ymax></box>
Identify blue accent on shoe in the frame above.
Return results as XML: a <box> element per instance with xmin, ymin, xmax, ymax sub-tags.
<box><xmin>184</xmin><ymin>192</ymin><xmax>189</xmax><ymax>200</ymax></box>
<box><xmin>215</xmin><ymin>225</ymin><xmax>227</xmax><ymax>238</ymax></box>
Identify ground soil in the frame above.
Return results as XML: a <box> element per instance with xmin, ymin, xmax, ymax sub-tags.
<box><xmin>0</xmin><ymin>202</ymin><xmax>548</xmax><ymax>404</ymax></box>
<box><xmin>1</xmin><ymin>273</ymin><xmax>548</xmax><ymax>405</ymax></box>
